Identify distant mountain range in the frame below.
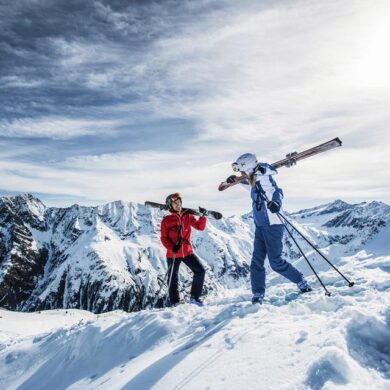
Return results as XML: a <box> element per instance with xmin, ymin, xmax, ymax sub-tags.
<box><xmin>0</xmin><ymin>194</ymin><xmax>388</xmax><ymax>313</ymax></box>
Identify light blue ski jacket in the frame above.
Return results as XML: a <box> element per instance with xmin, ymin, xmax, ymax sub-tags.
<box><xmin>242</xmin><ymin>163</ymin><xmax>284</xmax><ymax>226</ymax></box>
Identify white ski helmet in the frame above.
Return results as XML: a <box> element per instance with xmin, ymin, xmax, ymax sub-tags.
<box><xmin>232</xmin><ymin>153</ymin><xmax>258</xmax><ymax>173</ymax></box>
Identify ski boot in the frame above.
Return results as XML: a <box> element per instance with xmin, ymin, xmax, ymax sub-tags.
<box><xmin>251</xmin><ymin>293</ymin><xmax>264</xmax><ymax>304</ymax></box>
<box><xmin>297</xmin><ymin>279</ymin><xmax>312</xmax><ymax>293</ymax></box>
<box><xmin>190</xmin><ymin>297</ymin><xmax>205</xmax><ymax>307</ymax></box>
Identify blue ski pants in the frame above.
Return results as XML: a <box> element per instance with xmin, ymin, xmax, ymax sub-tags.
<box><xmin>251</xmin><ymin>224</ymin><xmax>303</xmax><ymax>296</ymax></box>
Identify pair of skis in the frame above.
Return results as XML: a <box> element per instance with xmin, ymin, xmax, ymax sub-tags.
<box><xmin>218</xmin><ymin>137</ymin><xmax>342</xmax><ymax>191</ymax></box>
<box><xmin>146</xmin><ymin>138</ymin><xmax>342</xmax><ymax>218</ymax></box>
<box><xmin>144</xmin><ymin>201</ymin><xmax>223</xmax><ymax>220</ymax></box>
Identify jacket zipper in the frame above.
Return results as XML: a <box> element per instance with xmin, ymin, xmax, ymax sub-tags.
<box><xmin>175</xmin><ymin>213</ymin><xmax>185</xmax><ymax>258</ymax></box>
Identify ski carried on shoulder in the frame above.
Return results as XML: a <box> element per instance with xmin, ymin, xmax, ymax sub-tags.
<box><xmin>219</xmin><ymin>137</ymin><xmax>342</xmax><ymax>191</ymax></box>
<box><xmin>145</xmin><ymin>201</ymin><xmax>223</xmax><ymax>220</ymax></box>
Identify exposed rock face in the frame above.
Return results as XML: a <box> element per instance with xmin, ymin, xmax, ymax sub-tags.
<box><xmin>0</xmin><ymin>195</ymin><xmax>388</xmax><ymax>313</ymax></box>
<box><xmin>0</xmin><ymin>195</ymin><xmax>48</xmax><ymax>308</ymax></box>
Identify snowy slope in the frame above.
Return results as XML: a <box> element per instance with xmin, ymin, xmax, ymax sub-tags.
<box><xmin>1</xmin><ymin>197</ymin><xmax>390</xmax><ymax>388</ymax></box>
<box><xmin>0</xmin><ymin>250</ymin><xmax>389</xmax><ymax>389</ymax></box>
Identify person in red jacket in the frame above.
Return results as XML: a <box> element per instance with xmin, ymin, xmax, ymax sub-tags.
<box><xmin>160</xmin><ymin>192</ymin><xmax>206</xmax><ymax>307</ymax></box>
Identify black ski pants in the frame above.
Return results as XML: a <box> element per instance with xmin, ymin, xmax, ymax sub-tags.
<box><xmin>167</xmin><ymin>254</ymin><xmax>205</xmax><ymax>305</ymax></box>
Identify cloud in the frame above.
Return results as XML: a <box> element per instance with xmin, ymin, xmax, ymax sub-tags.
<box><xmin>140</xmin><ymin>0</ymin><xmax>390</xmax><ymax>145</ymax></box>
<box><xmin>0</xmin><ymin>138</ymin><xmax>242</xmax><ymax>210</ymax></box>
<box><xmin>2</xmin><ymin>139</ymin><xmax>390</xmax><ymax>216</ymax></box>
<box><xmin>279</xmin><ymin>146</ymin><xmax>390</xmax><ymax>211</ymax></box>
<box><xmin>0</xmin><ymin>117</ymin><xmax>122</xmax><ymax>139</ymax></box>
<box><xmin>1</xmin><ymin>0</ymin><xmax>390</xmax><ymax>214</ymax></box>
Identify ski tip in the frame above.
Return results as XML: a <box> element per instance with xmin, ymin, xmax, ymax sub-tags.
<box><xmin>218</xmin><ymin>182</ymin><xmax>228</xmax><ymax>191</ymax></box>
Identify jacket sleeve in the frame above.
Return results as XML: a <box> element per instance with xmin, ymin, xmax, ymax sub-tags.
<box><xmin>272</xmin><ymin>187</ymin><xmax>284</xmax><ymax>204</ymax></box>
<box><xmin>257</xmin><ymin>163</ymin><xmax>278</xmax><ymax>176</ymax></box>
<box><xmin>160</xmin><ymin>217</ymin><xmax>174</xmax><ymax>250</ymax></box>
<box><xmin>190</xmin><ymin>215</ymin><xmax>207</xmax><ymax>231</ymax></box>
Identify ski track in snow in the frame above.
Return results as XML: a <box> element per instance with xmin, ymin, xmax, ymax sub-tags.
<box><xmin>1</xmin><ymin>253</ymin><xmax>390</xmax><ymax>389</ymax></box>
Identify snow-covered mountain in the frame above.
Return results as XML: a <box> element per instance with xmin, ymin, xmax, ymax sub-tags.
<box><xmin>290</xmin><ymin>199</ymin><xmax>390</xmax><ymax>250</ymax></box>
<box><xmin>0</xmin><ymin>195</ymin><xmax>389</xmax><ymax>314</ymax></box>
<box><xmin>0</xmin><ymin>194</ymin><xmax>253</xmax><ymax>313</ymax></box>
<box><xmin>1</xmin><ymin>195</ymin><xmax>390</xmax><ymax>389</ymax></box>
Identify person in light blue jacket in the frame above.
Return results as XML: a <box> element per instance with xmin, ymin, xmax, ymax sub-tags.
<box><xmin>226</xmin><ymin>153</ymin><xmax>311</xmax><ymax>304</ymax></box>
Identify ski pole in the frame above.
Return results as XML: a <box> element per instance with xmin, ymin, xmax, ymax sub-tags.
<box><xmin>258</xmin><ymin>190</ymin><xmax>330</xmax><ymax>294</ymax></box>
<box><xmin>153</xmin><ymin>254</ymin><xmax>176</xmax><ymax>309</ymax></box>
<box><xmin>163</xmin><ymin>224</ymin><xmax>183</xmax><ymax>307</ymax></box>
<box><xmin>276</xmin><ymin>213</ymin><xmax>331</xmax><ymax>296</ymax></box>
<box><xmin>277</xmin><ymin>212</ymin><xmax>355</xmax><ymax>287</ymax></box>
<box><xmin>164</xmin><ymin>254</ymin><xmax>176</xmax><ymax>307</ymax></box>
<box><xmin>152</xmin><ymin>267</ymin><xmax>171</xmax><ymax>309</ymax></box>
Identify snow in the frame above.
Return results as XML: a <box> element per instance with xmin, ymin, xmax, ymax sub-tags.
<box><xmin>2</xmin><ymin>195</ymin><xmax>388</xmax><ymax>313</ymax></box>
<box><xmin>1</xmin><ymin>197</ymin><xmax>390</xmax><ymax>388</ymax></box>
<box><xmin>1</xmin><ymin>251</ymin><xmax>390</xmax><ymax>389</ymax></box>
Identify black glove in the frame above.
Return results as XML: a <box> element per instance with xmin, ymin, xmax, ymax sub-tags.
<box><xmin>199</xmin><ymin>207</ymin><xmax>208</xmax><ymax>217</ymax></box>
<box><xmin>226</xmin><ymin>175</ymin><xmax>237</xmax><ymax>184</ymax></box>
<box><xmin>172</xmin><ymin>238</ymin><xmax>182</xmax><ymax>253</ymax></box>
<box><xmin>172</xmin><ymin>235</ymin><xmax>182</xmax><ymax>253</ymax></box>
<box><xmin>267</xmin><ymin>200</ymin><xmax>281</xmax><ymax>213</ymax></box>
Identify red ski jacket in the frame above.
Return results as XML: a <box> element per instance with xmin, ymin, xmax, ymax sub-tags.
<box><xmin>160</xmin><ymin>211</ymin><xmax>207</xmax><ymax>258</ymax></box>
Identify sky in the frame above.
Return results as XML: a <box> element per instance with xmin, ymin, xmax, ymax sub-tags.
<box><xmin>1</xmin><ymin>0</ymin><xmax>390</xmax><ymax>216</ymax></box>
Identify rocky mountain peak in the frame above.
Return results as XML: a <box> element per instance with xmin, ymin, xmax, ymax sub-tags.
<box><xmin>1</xmin><ymin>194</ymin><xmax>389</xmax><ymax>314</ymax></box>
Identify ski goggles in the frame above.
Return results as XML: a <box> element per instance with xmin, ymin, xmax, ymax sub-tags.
<box><xmin>232</xmin><ymin>162</ymin><xmax>242</xmax><ymax>172</ymax></box>
<box><xmin>170</xmin><ymin>193</ymin><xmax>182</xmax><ymax>203</ymax></box>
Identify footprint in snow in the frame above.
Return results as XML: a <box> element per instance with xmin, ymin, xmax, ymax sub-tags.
<box><xmin>346</xmin><ymin>310</ymin><xmax>390</xmax><ymax>379</ymax></box>
<box><xmin>304</xmin><ymin>351</ymin><xmax>350</xmax><ymax>389</ymax></box>
<box><xmin>295</xmin><ymin>331</ymin><xmax>308</xmax><ymax>344</ymax></box>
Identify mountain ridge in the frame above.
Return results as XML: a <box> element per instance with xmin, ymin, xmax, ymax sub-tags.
<box><xmin>0</xmin><ymin>194</ymin><xmax>388</xmax><ymax>313</ymax></box>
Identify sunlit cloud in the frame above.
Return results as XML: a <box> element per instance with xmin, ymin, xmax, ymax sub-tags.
<box><xmin>1</xmin><ymin>0</ymin><xmax>389</xmax><ymax>214</ymax></box>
